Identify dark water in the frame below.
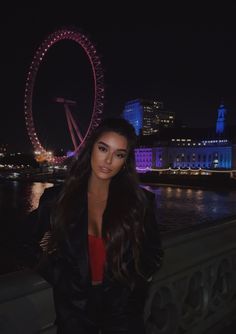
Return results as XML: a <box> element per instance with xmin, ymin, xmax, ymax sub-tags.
<box><xmin>0</xmin><ymin>181</ymin><xmax>54</xmax><ymax>274</ymax></box>
<box><xmin>1</xmin><ymin>180</ymin><xmax>236</xmax><ymax>236</ymax></box>
<box><xmin>142</xmin><ymin>184</ymin><xmax>236</xmax><ymax>232</ymax></box>
<box><xmin>0</xmin><ymin>181</ymin><xmax>54</xmax><ymax>243</ymax></box>
<box><xmin>1</xmin><ymin>180</ymin><xmax>236</xmax><ymax>274</ymax></box>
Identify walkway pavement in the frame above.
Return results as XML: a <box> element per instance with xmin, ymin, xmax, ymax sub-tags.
<box><xmin>219</xmin><ymin>321</ymin><xmax>236</xmax><ymax>334</ymax></box>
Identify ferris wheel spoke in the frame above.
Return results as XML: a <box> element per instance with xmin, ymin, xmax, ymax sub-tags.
<box><xmin>65</xmin><ymin>106</ymin><xmax>83</xmax><ymax>143</ymax></box>
<box><xmin>65</xmin><ymin>109</ymin><xmax>79</xmax><ymax>150</ymax></box>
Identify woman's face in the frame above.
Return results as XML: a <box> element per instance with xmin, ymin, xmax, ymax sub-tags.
<box><xmin>90</xmin><ymin>131</ymin><xmax>128</xmax><ymax>182</ymax></box>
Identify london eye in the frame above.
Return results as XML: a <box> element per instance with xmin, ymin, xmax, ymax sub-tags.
<box><xmin>24</xmin><ymin>28</ymin><xmax>105</xmax><ymax>163</ymax></box>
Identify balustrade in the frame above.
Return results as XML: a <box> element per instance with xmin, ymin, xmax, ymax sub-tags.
<box><xmin>0</xmin><ymin>217</ymin><xmax>236</xmax><ymax>333</ymax></box>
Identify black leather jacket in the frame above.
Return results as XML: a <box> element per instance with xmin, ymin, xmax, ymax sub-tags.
<box><xmin>23</xmin><ymin>183</ymin><xmax>163</xmax><ymax>323</ymax></box>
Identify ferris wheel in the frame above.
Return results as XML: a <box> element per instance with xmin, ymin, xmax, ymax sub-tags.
<box><xmin>24</xmin><ymin>28</ymin><xmax>104</xmax><ymax>163</ymax></box>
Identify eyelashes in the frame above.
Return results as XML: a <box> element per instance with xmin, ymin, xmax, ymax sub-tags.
<box><xmin>98</xmin><ymin>145</ymin><xmax>107</xmax><ymax>152</ymax></box>
<box><xmin>97</xmin><ymin>145</ymin><xmax>127</xmax><ymax>159</ymax></box>
<box><xmin>116</xmin><ymin>153</ymin><xmax>126</xmax><ymax>159</ymax></box>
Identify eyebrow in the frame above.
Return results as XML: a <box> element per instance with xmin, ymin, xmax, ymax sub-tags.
<box><xmin>97</xmin><ymin>141</ymin><xmax>128</xmax><ymax>152</ymax></box>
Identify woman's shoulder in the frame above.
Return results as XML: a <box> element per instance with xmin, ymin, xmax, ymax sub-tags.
<box><xmin>139</xmin><ymin>186</ymin><xmax>155</xmax><ymax>201</ymax></box>
<box><xmin>39</xmin><ymin>184</ymin><xmax>63</xmax><ymax>206</ymax></box>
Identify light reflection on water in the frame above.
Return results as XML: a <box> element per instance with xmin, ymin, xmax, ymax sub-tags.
<box><xmin>0</xmin><ymin>181</ymin><xmax>53</xmax><ymax>223</ymax></box>
<box><xmin>1</xmin><ymin>181</ymin><xmax>236</xmax><ymax>235</ymax></box>
<box><xmin>0</xmin><ymin>181</ymin><xmax>53</xmax><ymax>247</ymax></box>
<box><xmin>28</xmin><ymin>182</ymin><xmax>54</xmax><ymax>212</ymax></box>
<box><xmin>142</xmin><ymin>184</ymin><xmax>236</xmax><ymax>232</ymax></box>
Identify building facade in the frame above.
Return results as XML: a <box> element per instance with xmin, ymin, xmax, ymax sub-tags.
<box><xmin>123</xmin><ymin>99</ymin><xmax>175</xmax><ymax>135</ymax></box>
<box><xmin>135</xmin><ymin>139</ymin><xmax>233</xmax><ymax>170</ymax></box>
<box><xmin>132</xmin><ymin>101</ymin><xmax>235</xmax><ymax>171</ymax></box>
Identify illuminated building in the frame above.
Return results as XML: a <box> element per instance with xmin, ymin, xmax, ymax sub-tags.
<box><xmin>216</xmin><ymin>103</ymin><xmax>227</xmax><ymax>135</ymax></box>
<box><xmin>122</xmin><ymin>100</ymin><xmax>143</xmax><ymax>135</ymax></box>
<box><xmin>126</xmin><ymin>100</ymin><xmax>234</xmax><ymax>171</ymax></box>
<box><xmin>135</xmin><ymin>138</ymin><xmax>233</xmax><ymax>170</ymax></box>
<box><xmin>123</xmin><ymin>99</ymin><xmax>175</xmax><ymax>135</ymax></box>
<box><xmin>135</xmin><ymin>148</ymin><xmax>153</xmax><ymax>172</ymax></box>
<box><xmin>135</xmin><ymin>102</ymin><xmax>236</xmax><ymax>170</ymax></box>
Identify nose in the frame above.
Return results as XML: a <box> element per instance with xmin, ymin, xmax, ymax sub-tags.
<box><xmin>105</xmin><ymin>152</ymin><xmax>112</xmax><ymax>164</ymax></box>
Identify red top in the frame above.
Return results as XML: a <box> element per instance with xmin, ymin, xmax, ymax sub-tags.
<box><xmin>88</xmin><ymin>234</ymin><xmax>106</xmax><ymax>283</ymax></box>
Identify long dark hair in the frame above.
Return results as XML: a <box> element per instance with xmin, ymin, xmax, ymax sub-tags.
<box><xmin>50</xmin><ymin>117</ymin><xmax>148</xmax><ymax>283</ymax></box>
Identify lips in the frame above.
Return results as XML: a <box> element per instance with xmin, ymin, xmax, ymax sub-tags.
<box><xmin>99</xmin><ymin>166</ymin><xmax>112</xmax><ymax>173</ymax></box>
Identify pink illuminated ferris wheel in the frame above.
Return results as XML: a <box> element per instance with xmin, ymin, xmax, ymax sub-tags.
<box><xmin>24</xmin><ymin>28</ymin><xmax>104</xmax><ymax>163</ymax></box>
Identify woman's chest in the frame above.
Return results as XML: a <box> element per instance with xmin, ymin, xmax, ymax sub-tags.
<box><xmin>87</xmin><ymin>200</ymin><xmax>106</xmax><ymax>237</ymax></box>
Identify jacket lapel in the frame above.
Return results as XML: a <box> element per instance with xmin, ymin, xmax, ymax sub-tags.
<box><xmin>64</xmin><ymin>189</ymin><xmax>90</xmax><ymax>285</ymax></box>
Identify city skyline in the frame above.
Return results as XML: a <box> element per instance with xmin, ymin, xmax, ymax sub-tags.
<box><xmin>1</xmin><ymin>4</ymin><xmax>236</xmax><ymax>152</ymax></box>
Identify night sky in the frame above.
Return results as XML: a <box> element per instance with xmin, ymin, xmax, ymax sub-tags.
<box><xmin>1</xmin><ymin>4</ymin><xmax>236</xmax><ymax>152</ymax></box>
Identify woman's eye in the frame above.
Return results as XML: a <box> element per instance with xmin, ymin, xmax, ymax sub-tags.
<box><xmin>116</xmin><ymin>153</ymin><xmax>126</xmax><ymax>159</ymax></box>
<box><xmin>98</xmin><ymin>146</ymin><xmax>107</xmax><ymax>152</ymax></box>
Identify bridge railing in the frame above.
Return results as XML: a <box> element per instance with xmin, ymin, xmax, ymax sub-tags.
<box><xmin>145</xmin><ymin>216</ymin><xmax>236</xmax><ymax>334</ymax></box>
<box><xmin>1</xmin><ymin>217</ymin><xmax>236</xmax><ymax>334</ymax></box>
<box><xmin>0</xmin><ymin>270</ymin><xmax>56</xmax><ymax>333</ymax></box>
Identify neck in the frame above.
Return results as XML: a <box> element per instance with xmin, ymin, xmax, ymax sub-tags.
<box><xmin>88</xmin><ymin>175</ymin><xmax>110</xmax><ymax>197</ymax></box>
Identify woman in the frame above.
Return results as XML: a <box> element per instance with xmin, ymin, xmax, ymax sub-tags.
<box><xmin>30</xmin><ymin>117</ymin><xmax>163</xmax><ymax>334</ymax></box>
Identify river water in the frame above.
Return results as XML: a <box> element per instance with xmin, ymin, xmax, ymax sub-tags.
<box><xmin>142</xmin><ymin>184</ymin><xmax>236</xmax><ymax>232</ymax></box>
<box><xmin>1</xmin><ymin>180</ymin><xmax>236</xmax><ymax>273</ymax></box>
<box><xmin>1</xmin><ymin>180</ymin><xmax>236</xmax><ymax>234</ymax></box>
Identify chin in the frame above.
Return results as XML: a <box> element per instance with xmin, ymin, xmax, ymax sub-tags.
<box><xmin>96</xmin><ymin>172</ymin><xmax>113</xmax><ymax>180</ymax></box>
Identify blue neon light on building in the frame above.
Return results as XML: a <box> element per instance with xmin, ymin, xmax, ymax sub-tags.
<box><xmin>216</xmin><ymin>103</ymin><xmax>227</xmax><ymax>135</ymax></box>
<box><xmin>135</xmin><ymin>140</ymin><xmax>232</xmax><ymax>170</ymax></box>
<box><xmin>122</xmin><ymin>100</ymin><xmax>143</xmax><ymax>135</ymax></box>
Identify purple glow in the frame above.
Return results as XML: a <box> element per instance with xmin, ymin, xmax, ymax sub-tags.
<box><xmin>66</xmin><ymin>150</ymin><xmax>75</xmax><ymax>157</ymax></box>
<box><xmin>135</xmin><ymin>148</ymin><xmax>153</xmax><ymax>173</ymax></box>
<box><xmin>135</xmin><ymin>141</ymin><xmax>232</xmax><ymax>170</ymax></box>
